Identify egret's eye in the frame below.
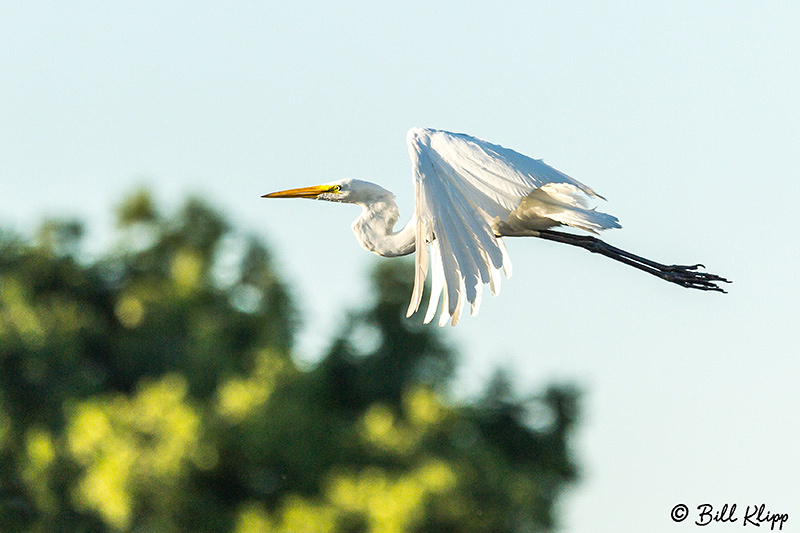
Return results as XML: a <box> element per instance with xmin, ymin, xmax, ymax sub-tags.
<box><xmin>333</xmin><ymin>185</ymin><xmax>342</xmax><ymax>193</ymax></box>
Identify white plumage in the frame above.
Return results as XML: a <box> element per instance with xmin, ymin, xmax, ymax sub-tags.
<box><xmin>264</xmin><ymin>128</ymin><xmax>727</xmax><ymax>326</ymax></box>
<box><xmin>404</xmin><ymin>127</ymin><xmax>620</xmax><ymax>326</ymax></box>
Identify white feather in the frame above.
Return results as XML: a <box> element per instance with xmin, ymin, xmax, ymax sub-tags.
<box><xmin>407</xmin><ymin>127</ymin><xmax>618</xmax><ymax>325</ymax></box>
<box><xmin>268</xmin><ymin>128</ymin><xmax>620</xmax><ymax>327</ymax></box>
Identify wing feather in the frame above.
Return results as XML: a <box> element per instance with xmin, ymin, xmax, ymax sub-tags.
<box><xmin>422</xmin><ymin>244</ymin><xmax>444</xmax><ymax>324</ymax></box>
<box><xmin>406</xmin><ymin>127</ymin><xmax>614</xmax><ymax>325</ymax></box>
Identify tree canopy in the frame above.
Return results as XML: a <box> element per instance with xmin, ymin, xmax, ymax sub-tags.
<box><xmin>0</xmin><ymin>191</ymin><xmax>579</xmax><ymax>532</ymax></box>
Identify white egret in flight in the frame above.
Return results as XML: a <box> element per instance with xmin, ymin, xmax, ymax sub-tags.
<box><xmin>264</xmin><ymin>128</ymin><xmax>729</xmax><ymax>326</ymax></box>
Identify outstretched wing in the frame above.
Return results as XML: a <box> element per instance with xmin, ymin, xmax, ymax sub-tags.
<box><xmin>405</xmin><ymin>127</ymin><xmax>612</xmax><ymax>326</ymax></box>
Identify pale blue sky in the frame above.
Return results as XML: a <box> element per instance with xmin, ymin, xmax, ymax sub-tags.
<box><xmin>2</xmin><ymin>1</ymin><xmax>799</xmax><ymax>530</ymax></box>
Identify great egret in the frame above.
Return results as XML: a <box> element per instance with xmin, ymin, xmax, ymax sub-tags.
<box><xmin>264</xmin><ymin>127</ymin><xmax>729</xmax><ymax>326</ymax></box>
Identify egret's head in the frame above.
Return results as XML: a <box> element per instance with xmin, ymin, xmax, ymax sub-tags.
<box><xmin>263</xmin><ymin>178</ymin><xmax>393</xmax><ymax>205</ymax></box>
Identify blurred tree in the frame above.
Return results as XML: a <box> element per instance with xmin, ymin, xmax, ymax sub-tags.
<box><xmin>0</xmin><ymin>191</ymin><xmax>579</xmax><ymax>532</ymax></box>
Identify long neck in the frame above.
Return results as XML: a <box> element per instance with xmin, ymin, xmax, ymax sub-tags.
<box><xmin>351</xmin><ymin>199</ymin><xmax>416</xmax><ymax>258</ymax></box>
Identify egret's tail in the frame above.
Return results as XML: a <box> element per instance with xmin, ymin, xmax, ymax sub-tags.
<box><xmin>508</xmin><ymin>183</ymin><xmax>621</xmax><ymax>235</ymax></box>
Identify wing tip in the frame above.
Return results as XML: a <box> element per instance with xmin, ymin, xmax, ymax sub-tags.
<box><xmin>407</xmin><ymin>127</ymin><xmax>434</xmax><ymax>147</ymax></box>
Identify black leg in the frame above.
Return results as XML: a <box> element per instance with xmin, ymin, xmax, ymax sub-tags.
<box><xmin>532</xmin><ymin>229</ymin><xmax>731</xmax><ymax>292</ymax></box>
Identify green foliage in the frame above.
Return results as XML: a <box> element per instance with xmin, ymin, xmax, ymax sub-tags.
<box><xmin>0</xmin><ymin>191</ymin><xmax>579</xmax><ymax>532</ymax></box>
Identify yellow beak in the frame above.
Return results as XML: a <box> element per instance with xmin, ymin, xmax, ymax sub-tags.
<box><xmin>261</xmin><ymin>184</ymin><xmax>336</xmax><ymax>199</ymax></box>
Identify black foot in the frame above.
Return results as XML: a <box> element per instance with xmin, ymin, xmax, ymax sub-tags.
<box><xmin>658</xmin><ymin>264</ymin><xmax>731</xmax><ymax>292</ymax></box>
